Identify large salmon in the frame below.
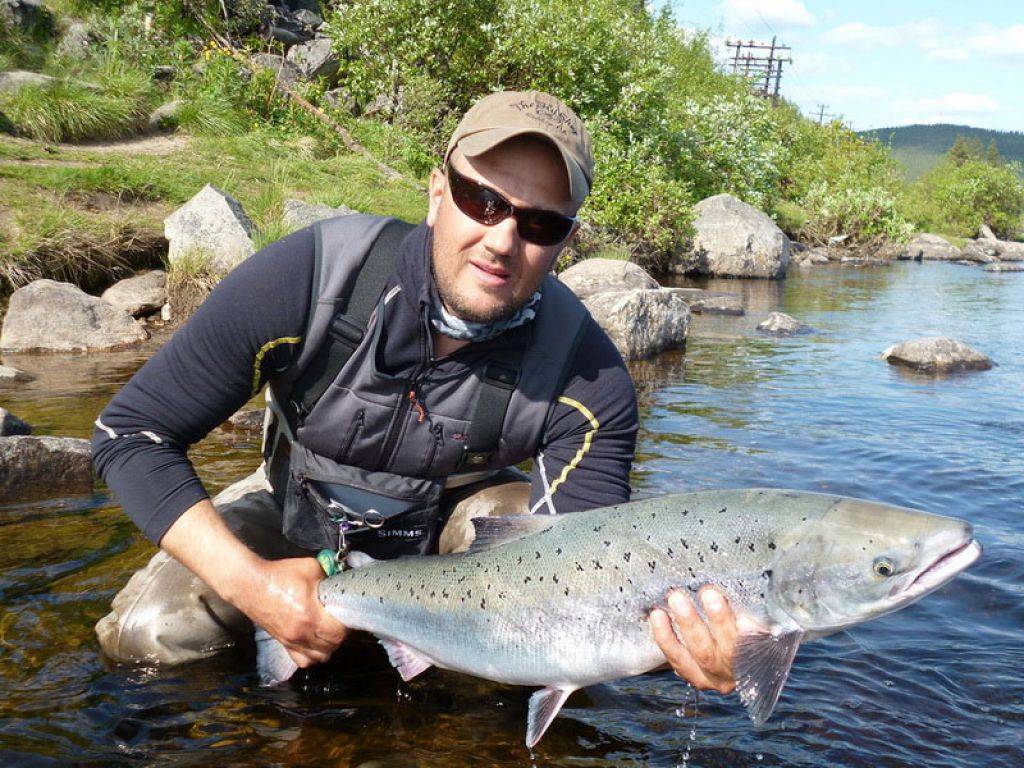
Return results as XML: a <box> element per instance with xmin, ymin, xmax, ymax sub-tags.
<box><xmin>257</xmin><ymin>489</ymin><xmax>981</xmax><ymax>746</ymax></box>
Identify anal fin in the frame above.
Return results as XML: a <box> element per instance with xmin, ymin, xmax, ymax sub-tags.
<box><xmin>378</xmin><ymin>636</ymin><xmax>434</xmax><ymax>682</ymax></box>
<box><xmin>526</xmin><ymin>686</ymin><xmax>574</xmax><ymax>748</ymax></box>
<box><xmin>733</xmin><ymin>626</ymin><xmax>804</xmax><ymax>725</ymax></box>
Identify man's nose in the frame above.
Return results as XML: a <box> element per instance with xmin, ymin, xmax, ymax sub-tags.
<box><xmin>480</xmin><ymin>214</ymin><xmax>521</xmax><ymax>259</ymax></box>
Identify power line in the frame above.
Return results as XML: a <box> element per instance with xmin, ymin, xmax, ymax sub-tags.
<box><xmin>726</xmin><ymin>36</ymin><xmax>792</xmax><ymax>103</ymax></box>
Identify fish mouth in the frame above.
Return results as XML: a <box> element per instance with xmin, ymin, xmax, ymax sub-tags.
<box><xmin>897</xmin><ymin>538</ymin><xmax>982</xmax><ymax>599</ymax></box>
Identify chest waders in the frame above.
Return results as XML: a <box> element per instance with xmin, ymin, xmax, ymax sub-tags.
<box><xmin>263</xmin><ymin>215</ymin><xmax>589</xmax><ymax>560</ymax></box>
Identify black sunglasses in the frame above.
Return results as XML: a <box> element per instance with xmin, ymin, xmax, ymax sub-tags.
<box><xmin>446</xmin><ymin>164</ymin><xmax>577</xmax><ymax>247</ymax></box>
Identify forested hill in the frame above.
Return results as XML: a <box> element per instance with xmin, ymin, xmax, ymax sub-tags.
<box><xmin>860</xmin><ymin>124</ymin><xmax>1024</xmax><ymax>179</ymax></box>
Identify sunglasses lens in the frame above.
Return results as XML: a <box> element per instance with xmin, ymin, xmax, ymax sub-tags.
<box><xmin>450</xmin><ymin>171</ymin><xmax>510</xmax><ymax>225</ymax></box>
<box><xmin>448</xmin><ymin>166</ymin><xmax>575</xmax><ymax>246</ymax></box>
<box><xmin>517</xmin><ymin>210</ymin><xmax>575</xmax><ymax>246</ymax></box>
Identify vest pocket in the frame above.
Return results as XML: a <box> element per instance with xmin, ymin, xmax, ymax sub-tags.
<box><xmin>336</xmin><ymin>409</ymin><xmax>365</xmax><ymax>463</ymax></box>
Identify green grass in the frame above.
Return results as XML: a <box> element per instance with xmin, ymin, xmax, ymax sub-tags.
<box><xmin>0</xmin><ymin>129</ymin><xmax>427</xmax><ymax>300</ymax></box>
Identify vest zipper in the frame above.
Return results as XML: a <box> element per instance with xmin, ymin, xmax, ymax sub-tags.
<box><xmin>337</xmin><ymin>410</ymin><xmax>364</xmax><ymax>461</ymax></box>
<box><xmin>422</xmin><ymin>422</ymin><xmax>444</xmax><ymax>473</ymax></box>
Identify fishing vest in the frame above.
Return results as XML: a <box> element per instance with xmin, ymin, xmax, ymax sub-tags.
<box><xmin>263</xmin><ymin>214</ymin><xmax>589</xmax><ymax>558</ymax></box>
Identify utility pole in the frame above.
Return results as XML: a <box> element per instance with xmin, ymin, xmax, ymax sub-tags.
<box><xmin>726</xmin><ymin>36</ymin><xmax>792</xmax><ymax>103</ymax></box>
<box><xmin>814</xmin><ymin>103</ymin><xmax>838</xmax><ymax>124</ymax></box>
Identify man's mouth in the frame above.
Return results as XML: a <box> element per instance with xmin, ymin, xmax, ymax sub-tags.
<box><xmin>470</xmin><ymin>260</ymin><xmax>511</xmax><ymax>286</ymax></box>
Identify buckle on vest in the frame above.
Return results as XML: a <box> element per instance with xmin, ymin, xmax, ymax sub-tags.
<box><xmin>457</xmin><ymin>447</ymin><xmax>493</xmax><ymax>469</ymax></box>
<box><xmin>483</xmin><ymin>361</ymin><xmax>519</xmax><ymax>390</ymax></box>
<box><xmin>329</xmin><ymin>314</ymin><xmax>364</xmax><ymax>346</ymax></box>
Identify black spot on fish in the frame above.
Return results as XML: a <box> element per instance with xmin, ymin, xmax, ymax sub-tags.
<box><xmin>698</xmin><ymin>553</ymin><xmax>705</xmax><ymax>563</ymax></box>
<box><xmin>768</xmin><ymin>542</ymin><xmax>777</xmax><ymax>550</ymax></box>
<box><xmin>535</xmin><ymin>551</ymin><xmax>541</xmax><ymax>559</ymax></box>
<box><xmin>801</xmin><ymin>517</ymin><xmax>807</xmax><ymax>522</ymax></box>
<box><xmin>564</xmin><ymin>587</ymin><xmax>570</xmax><ymax>596</ymax></box>
<box><xmin>619</xmin><ymin>585</ymin><xmax>624</xmax><ymax>593</ymax></box>
<box><xmin>651</xmin><ymin>511</ymin><xmax>657</xmax><ymax>518</ymax></box>
<box><xmin>688</xmin><ymin>567</ymin><xmax>696</xmax><ymax>577</ymax></box>
<box><xmin>648</xmin><ymin>561</ymin><xmax>657</xmax><ymax>573</ymax></box>
<box><xmin>681</xmin><ymin>539</ymin><xmax>689</xmax><ymax>549</ymax></box>
<box><xmin>711</xmin><ymin>542</ymin><xmax>719</xmax><ymax>553</ymax></box>
<box><xmin>759</xmin><ymin>592</ymin><xmax>765</xmax><ymax>599</ymax></box>
<box><xmin>552</xmin><ymin>575</ymin><xmax>559</xmax><ymax>584</ymax></box>
<box><xmin>458</xmin><ymin>575</ymin><xmax>467</xmax><ymax>584</ymax></box>
<box><xmin>499</xmin><ymin>591</ymin><xmax>507</xmax><ymax>599</ymax></box>
<box><xmin>682</xmin><ymin>509</ymin><xmax>689</xmax><ymax>516</ymax></box>
<box><xmin>442</xmin><ymin>589</ymin><xmax>449</xmax><ymax>598</ymax></box>
<box><xmin>667</xmin><ymin>547</ymin><xmax>674</xmax><ymax>558</ymax></box>
<box><xmin>430</xmin><ymin>591</ymin><xmax>436</xmax><ymax>598</ymax></box>
<box><xmin>624</xmin><ymin>552</ymin><xmax>632</xmax><ymax>563</ymax></box>
<box><xmin>604</xmin><ymin>540</ymin><xmax>611</xmax><ymax>547</ymax></box>
<box><xmin>480</xmin><ymin>599</ymin><xmax>486</xmax><ymax>609</ymax></box>
<box><xmin>409</xmin><ymin>588</ymin><xmax>414</xmax><ymax>597</ymax></box>
<box><xmin>576</xmin><ymin>562</ymin><xmax>584</xmax><ymax>571</ymax></box>
<box><xmin>556</xmin><ymin>548</ymin><xmax>563</xmax><ymax>555</ymax></box>
<box><xmin>646</xmin><ymin>534</ymin><xmax>652</xmax><ymax>542</ymax></box>
<box><xmin>718</xmin><ymin>507</ymin><xmax>726</xmax><ymax>515</ymax></box>
<box><xmin>524</xmin><ymin>577</ymin><xmax>532</xmax><ymax>583</ymax></box>
<box><xmin>632</xmin><ymin>523</ymin><xmax>639</xmax><ymax>530</ymax></box>
<box><xmin>467</xmin><ymin>589</ymin><xmax>472</xmax><ymax>598</ymax></box>
<box><xmin>539</xmin><ymin>576</ymin><xmax>545</xmax><ymax>582</ymax></box>
<box><xmin>593</xmin><ymin>525</ymin><xmax>603</xmax><ymax>533</ymax></box>
<box><xmin>763</xmin><ymin>569</ymin><xmax>773</xmax><ymax>579</ymax></box>
<box><xmin>379</xmin><ymin>596</ymin><xmax>384</xmax><ymax>604</ymax></box>
<box><xmin>699</xmin><ymin>519</ymin><xmax>704</xmax><ymax>525</ymax></box>
<box><xmin>735</xmin><ymin>537</ymin><xmax>741</xmax><ymax>544</ymax></box>
<box><xmin>518</xmin><ymin>556</ymin><xmax>523</xmax><ymax>565</ymax></box>
<box><xmin>748</xmin><ymin>543</ymin><xmax>755</xmax><ymax>552</ymax></box>
<box><xmin>594</xmin><ymin>560</ymin><xmax>603</xmax><ymax>570</ymax></box>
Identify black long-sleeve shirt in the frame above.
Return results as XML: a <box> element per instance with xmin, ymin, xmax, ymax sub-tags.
<box><xmin>92</xmin><ymin>223</ymin><xmax>639</xmax><ymax>544</ymax></box>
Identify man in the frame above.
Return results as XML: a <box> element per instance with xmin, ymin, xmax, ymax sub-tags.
<box><xmin>92</xmin><ymin>90</ymin><xmax>736</xmax><ymax>694</ymax></box>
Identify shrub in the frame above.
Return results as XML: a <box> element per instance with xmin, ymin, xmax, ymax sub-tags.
<box><xmin>909</xmin><ymin>158</ymin><xmax>1024</xmax><ymax>239</ymax></box>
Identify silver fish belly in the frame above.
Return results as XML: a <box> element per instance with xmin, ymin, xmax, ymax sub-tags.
<box><xmin>256</xmin><ymin>488</ymin><xmax>981</xmax><ymax>747</ymax></box>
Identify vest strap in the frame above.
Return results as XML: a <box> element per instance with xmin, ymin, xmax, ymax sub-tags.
<box><xmin>457</xmin><ymin>348</ymin><xmax>525</xmax><ymax>469</ymax></box>
<box><xmin>289</xmin><ymin>218</ymin><xmax>415</xmax><ymax>420</ymax></box>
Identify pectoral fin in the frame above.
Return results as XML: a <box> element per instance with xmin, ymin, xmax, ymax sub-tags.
<box><xmin>526</xmin><ymin>686</ymin><xmax>575</xmax><ymax>748</ymax></box>
<box><xmin>378</xmin><ymin>636</ymin><xmax>434</xmax><ymax>682</ymax></box>
<box><xmin>733</xmin><ymin>627</ymin><xmax>804</xmax><ymax>725</ymax></box>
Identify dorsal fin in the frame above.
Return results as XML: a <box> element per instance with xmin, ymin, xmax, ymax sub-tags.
<box><xmin>467</xmin><ymin>514</ymin><xmax>566</xmax><ymax>553</ymax></box>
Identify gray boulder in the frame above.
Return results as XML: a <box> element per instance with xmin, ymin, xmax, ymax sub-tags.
<box><xmin>960</xmin><ymin>240</ymin><xmax>1000</xmax><ymax>263</ymax></box>
<box><xmin>222</xmin><ymin>408</ymin><xmax>265</xmax><ymax>433</ymax></box>
<box><xmin>792</xmin><ymin>246</ymin><xmax>830</xmax><ymax>267</ymax></box>
<box><xmin>56</xmin><ymin>20</ymin><xmax>93</xmax><ymax>58</ymax></box>
<box><xmin>992</xmin><ymin>239</ymin><xmax>1024</xmax><ymax>261</ymax></box>
<box><xmin>902</xmin><ymin>233</ymin><xmax>960</xmax><ymax>261</ymax></box>
<box><xmin>323</xmin><ymin>87</ymin><xmax>357</xmax><ymax>114</ymax></box>
<box><xmin>0</xmin><ymin>0</ymin><xmax>52</xmax><ymax>32</ymax></box>
<box><xmin>164</xmin><ymin>185</ymin><xmax>255</xmax><ymax>274</ymax></box>
<box><xmin>285</xmin><ymin>36</ymin><xmax>338</xmax><ymax>81</ymax></box>
<box><xmin>558</xmin><ymin>258</ymin><xmax>658</xmax><ymax>300</ymax></box>
<box><xmin>882</xmin><ymin>337</ymin><xmax>993</xmax><ymax>374</ymax></box>
<box><xmin>0</xmin><ymin>364</ymin><xmax>31</xmax><ymax>382</ymax></box>
<box><xmin>0</xmin><ymin>280</ymin><xmax>148</xmax><ymax>353</ymax></box>
<box><xmin>0</xmin><ymin>407</ymin><xmax>31</xmax><ymax>436</ymax></box>
<box><xmin>978</xmin><ymin>224</ymin><xmax>996</xmax><ymax>240</ymax></box>
<box><xmin>757</xmin><ymin>311</ymin><xmax>808</xmax><ymax>335</ymax></box>
<box><xmin>251</xmin><ymin>53</ymin><xmax>301</xmax><ymax>86</ymax></box>
<box><xmin>282</xmin><ymin>199</ymin><xmax>355</xmax><ymax>231</ymax></box>
<box><xmin>101</xmin><ymin>270</ymin><xmax>167</xmax><ymax>317</ymax></box>
<box><xmin>666</xmin><ymin>287</ymin><xmax>743</xmax><ymax>315</ymax></box>
<box><xmin>147</xmin><ymin>100</ymin><xmax>183</xmax><ymax>132</ymax></box>
<box><xmin>0</xmin><ymin>435</ymin><xmax>92</xmax><ymax>501</ymax></box>
<box><xmin>676</xmin><ymin>194</ymin><xmax>790</xmax><ymax>279</ymax></box>
<box><xmin>583</xmin><ymin>289</ymin><xmax>690</xmax><ymax>361</ymax></box>
<box><xmin>0</xmin><ymin>70</ymin><xmax>54</xmax><ymax>94</ymax></box>
<box><xmin>984</xmin><ymin>262</ymin><xmax>1024</xmax><ymax>273</ymax></box>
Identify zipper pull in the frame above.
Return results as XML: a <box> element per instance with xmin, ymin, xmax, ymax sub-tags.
<box><xmin>408</xmin><ymin>386</ymin><xmax>426</xmax><ymax>423</ymax></box>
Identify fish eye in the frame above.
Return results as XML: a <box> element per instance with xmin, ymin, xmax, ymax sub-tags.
<box><xmin>873</xmin><ymin>558</ymin><xmax>894</xmax><ymax>578</ymax></box>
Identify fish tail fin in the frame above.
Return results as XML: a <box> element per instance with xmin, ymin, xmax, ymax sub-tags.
<box><xmin>255</xmin><ymin>626</ymin><xmax>298</xmax><ymax>686</ymax></box>
<box><xmin>526</xmin><ymin>686</ymin><xmax>574</xmax><ymax>748</ymax></box>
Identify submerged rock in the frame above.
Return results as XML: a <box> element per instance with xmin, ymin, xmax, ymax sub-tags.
<box><xmin>558</xmin><ymin>258</ymin><xmax>659</xmax><ymax>300</ymax></box>
<box><xmin>583</xmin><ymin>289</ymin><xmax>690</xmax><ymax>361</ymax></box>
<box><xmin>0</xmin><ymin>364</ymin><xmax>32</xmax><ymax>382</ymax></box>
<box><xmin>675</xmin><ymin>194</ymin><xmax>790</xmax><ymax>279</ymax></box>
<box><xmin>0</xmin><ymin>280</ymin><xmax>148</xmax><ymax>353</ymax></box>
<box><xmin>882</xmin><ymin>337</ymin><xmax>993</xmax><ymax>374</ymax></box>
<box><xmin>0</xmin><ymin>407</ymin><xmax>31</xmax><ymax>436</ymax></box>
<box><xmin>164</xmin><ymin>184</ymin><xmax>255</xmax><ymax>274</ymax></box>
<box><xmin>757</xmin><ymin>312</ymin><xmax>808</xmax><ymax>335</ymax></box>
<box><xmin>0</xmin><ymin>435</ymin><xmax>92</xmax><ymax>501</ymax></box>
<box><xmin>222</xmin><ymin>408</ymin><xmax>265</xmax><ymax>433</ymax></box>
<box><xmin>666</xmin><ymin>288</ymin><xmax>744</xmax><ymax>315</ymax></box>
<box><xmin>960</xmin><ymin>240</ymin><xmax>1000</xmax><ymax>264</ymax></box>
<box><xmin>101</xmin><ymin>270</ymin><xmax>167</xmax><ymax>317</ymax></box>
<box><xmin>984</xmin><ymin>262</ymin><xmax>1024</xmax><ymax>273</ymax></box>
<box><xmin>282</xmin><ymin>199</ymin><xmax>355</xmax><ymax>231</ymax></box>
<box><xmin>902</xmin><ymin>234</ymin><xmax>960</xmax><ymax>262</ymax></box>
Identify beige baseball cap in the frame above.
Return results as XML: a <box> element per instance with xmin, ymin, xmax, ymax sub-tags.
<box><xmin>445</xmin><ymin>90</ymin><xmax>594</xmax><ymax>205</ymax></box>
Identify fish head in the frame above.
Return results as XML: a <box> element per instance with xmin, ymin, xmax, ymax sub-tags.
<box><xmin>769</xmin><ymin>497</ymin><xmax>981</xmax><ymax>634</ymax></box>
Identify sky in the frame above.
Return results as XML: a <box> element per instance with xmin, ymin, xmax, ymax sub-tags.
<box><xmin>661</xmin><ymin>0</ymin><xmax>1024</xmax><ymax>132</ymax></box>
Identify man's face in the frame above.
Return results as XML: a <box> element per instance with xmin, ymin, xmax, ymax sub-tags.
<box><xmin>426</xmin><ymin>138</ymin><xmax>580</xmax><ymax>324</ymax></box>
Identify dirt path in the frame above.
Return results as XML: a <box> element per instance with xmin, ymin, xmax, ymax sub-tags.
<box><xmin>2</xmin><ymin>133</ymin><xmax>190</xmax><ymax>159</ymax></box>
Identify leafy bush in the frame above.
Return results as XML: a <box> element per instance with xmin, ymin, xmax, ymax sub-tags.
<box><xmin>909</xmin><ymin>158</ymin><xmax>1024</xmax><ymax>238</ymax></box>
<box><xmin>798</xmin><ymin>183</ymin><xmax>912</xmax><ymax>244</ymax></box>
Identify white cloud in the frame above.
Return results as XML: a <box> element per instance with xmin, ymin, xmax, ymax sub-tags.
<box><xmin>721</xmin><ymin>0</ymin><xmax>815</xmax><ymax>30</ymax></box>
<box><xmin>966</xmin><ymin>24</ymin><xmax>1024</xmax><ymax>60</ymax></box>
<box><xmin>822</xmin><ymin>22</ymin><xmax>900</xmax><ymax>48</ymax></box>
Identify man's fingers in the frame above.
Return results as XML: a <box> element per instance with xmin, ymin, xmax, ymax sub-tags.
<box><xmin>668</xmin><ymin>591</ymin><xmax>718</xmax><ymax>672</ymax></box>
<box><xmin>649</xmin><ymin>608</ymin><xmax>713</xmax><ymax>690</ymax></box>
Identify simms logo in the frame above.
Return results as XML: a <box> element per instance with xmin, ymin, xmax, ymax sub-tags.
<box><xmin>376</xmin><ymin>528</ymin><xmax>425</xmax><ymax>539</ymax></box>
<box><xmin>510</xmin><ymin>97</ymin><xmax>578</xmax><ymax>137</ymax></box>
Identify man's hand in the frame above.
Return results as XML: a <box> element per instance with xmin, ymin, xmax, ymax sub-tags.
<box><xmin>234</xmin><ymin>557</ymin><xmax>349</xmax><ymax>669</ymax></box>
<box><xmin>649</xmin><ymin>586</ymin><xmax>738</xmax><ymax>694</ymax></box>
<box><xmin>161</xmin><ymin>499</ymin><xmax>348</xmax><ymax>669</ymax></box>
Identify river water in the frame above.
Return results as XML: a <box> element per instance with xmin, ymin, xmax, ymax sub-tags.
<box><xmin>0</xmin><ymin>261</ymin><xmax>1021</xmax><ymax>767</ymax></box>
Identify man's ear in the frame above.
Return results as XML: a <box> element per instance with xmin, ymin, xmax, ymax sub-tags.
<box><xmin>426</xmin><ymin>167</ymin><xmax>446</xmax><ymax>227</ymax></box>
